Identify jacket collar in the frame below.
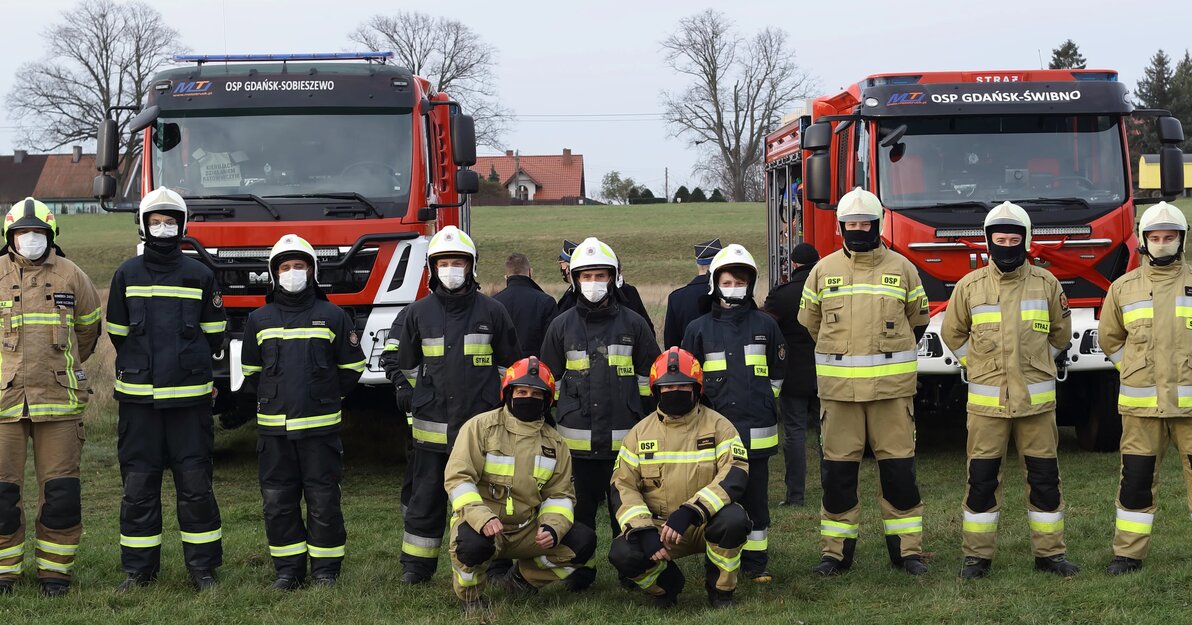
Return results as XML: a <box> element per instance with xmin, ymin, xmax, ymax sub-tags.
<box><xmin>505</xmin><ymin>274</ymin><xmax>545</xmax><ymax>293</ymax></box>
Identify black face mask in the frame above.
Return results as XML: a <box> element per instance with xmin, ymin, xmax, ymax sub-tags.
<box><xmin>989</xmin><ymin>242</ymin><xmax>1027</xmax><ymax>272</ymax></box>
<box><xmin>658</xmin><ymin>390</ymin><xmax>697</xmax><ymax>417</ymax></box>
<box><xmin>508</xmin><ymin>397</ymin><xmax>545</xmax><ymax>422</ymax></box>
<box><xmin>841</xmin><ymin>224</ymin><xmax>880</xmax><ymax>252</ymax></box>
<box><xmin>145</xmin><ymin>234</ymin><xmax>180</xmax><ymax>253</ymax></box>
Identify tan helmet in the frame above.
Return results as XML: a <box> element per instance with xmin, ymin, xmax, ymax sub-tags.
<box><xmin>836</xmin><ymin>187</ymin><xmax>883</xmax><ymax>227</ymax></box>
<box><xmin>984</xmin><ymin>201</ymin><xmax>1032</xmax><ymax>248</ymax></box>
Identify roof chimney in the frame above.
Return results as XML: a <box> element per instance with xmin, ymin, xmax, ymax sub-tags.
<box><xmin>505</xmin><ymin>150</ymin><xmax>514</xmax><ymax>157</ymax></box>
<box><xmin>71</xmin><ymin>146</ymin><xmax>82</xmax><ymax>163</ymax></box>
<box><xmin>13</xmin><ymin>150</ymin><xmax>26</xmax><ymax>164</ymax></box>
<box><xmin>562</xmin><ymin>148</ymin><xmax>573</xmax><ymax>166</ymax></box>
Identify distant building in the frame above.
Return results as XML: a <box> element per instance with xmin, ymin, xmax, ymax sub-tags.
<box><xmin>0</xmin><ymin>148</ymin><xmax>102</xmax><ymax>214</ymax></box>
<box><xmin>474</xmin><ymin>148</ymin><xmax>586</xmax><ymax>204</ymax></box>
<box><xmin>1138</xmin><ymin>154</ymin><xmax>1192</xmax><ymax>192</ymax></box>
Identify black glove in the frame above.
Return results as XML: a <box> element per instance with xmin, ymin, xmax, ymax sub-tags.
<box><xmin>664</xmin><ymin>505</ymin><xmax>700</xmax><ymax>537</ymax></box>
<box><xmin>395</xmin><ymin>386</ymin><xmax>413</xmax><ymax>415</ymax></box>
<box><xmin>632</xmin><ymin>527</ymin><xmax>664</xmax><ymax>556</ymax></box>
<box><xmin>539</xmin><ymin>524</ymin><xmax>558</xmax><ymax>549</ymax></box>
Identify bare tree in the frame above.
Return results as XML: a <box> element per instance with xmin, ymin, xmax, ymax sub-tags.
<box><xmin>661</xmin><ymin>10</ymin><xmax>814</xmax><ymax>201</ymax></box>
<box><xmin>5</xmin><ymin>0</ymin><xmax>186</xmax><ymax>186</ymax></box>
<box><xmin>350</xmin><ymin>11</ymin><xmax>512</xmax><ymax>149</ymax></box>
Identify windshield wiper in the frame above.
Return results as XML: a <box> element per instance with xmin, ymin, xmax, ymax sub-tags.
<box><xmin>896</xmin><ymin>201</ymin><xmax>991</xmax><ymax>210</ymax></box>
<box><xmin>268</xmin><ymin>193</ymin><xmax>383</xmax><ymax>219</ymax></box>
<box><xmin>186</xmin><ymin>194</ymin><xmax>280</xmax><ymax>220</ymax></box>
<box><xmin>1008</xmin><ymin>197</ymin><xmax>1090</xmax><ymax>209</ymax></box>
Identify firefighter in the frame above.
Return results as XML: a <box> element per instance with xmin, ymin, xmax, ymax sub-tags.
<box><xmin>108</xmin><ymin>187</ymin><xmax>226</xmax><ymax>592</ymax></box>
<box><xmin>392</xmin><ymin>225</ymin><xmax>520</xmax><ymax>584</ymax></box>
<box><xmin>556</xmin><ymin>239</ymin><xmax>655</xmax><ymax>333</ymax></box>
<box><xmin>0</xmin><ymin>199</ymin><xmax>101</xmax><ymax>597</ymax></box>
<box><xmin>941</xmin><ymin>202</ymin><xmax>1079</xmax><ymax>579</ymax></box>
<box><xmin>240</xmin><ymin>234</ymin><xmax>365</xmax><ymax>589</ymax></box>
<box><xmin>682</xmin><ymin>243</ymin><xmax>785</xmax><ymax>582</ymax></box>
<box><xmin>663</xmin><ymin>238</ymin><xmax>721</xmax><ymax>348</ymax></box>
<box><xmin>540</xmin><ymin>236</ymin><xmax>661</xmax><ymax>590</ymax></box>
<box><xmin>608</xmin><ymin>347</ymin><xmax>751</xmax><ymax>609</ymax></box>
<box><xmin>1099</xmin><ymin>201</ymin><xmax>1192</xmax><ymax>575</ymax></box>
<box><xmin>797</xmin><ymin>187</ymin><xmax>930</xmax><ymax>576</ymax></box>
<box><xmin>444</xmin><ymin>357</ymin><xmax>596</xmax><ymax>615</ymax></box>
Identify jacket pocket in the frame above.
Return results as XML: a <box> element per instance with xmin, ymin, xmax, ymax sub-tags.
<box><xmin>179</xmin><ymin>346</ymin><xmax>211</xmax><ymax>375</ymax></box>
<box><xmin>53</xmin><ymin>369</ymin><xmax>83</xmax><ymax>392</ymax></box>
<box><xmin>257</xmin><ymin>381</ymin><xmax>279</xmax><ymax>414</ymax></box>
<box><xmin>310</xmin><ymin>380</ymin><xmax>341</xmax><ymax>405</ymax></box>
<box><xmin>115</xmin><ymin>353</ymin><xmax>149</xmax><ymax>377</ymax></box>
<box><xmin>815</xmin><ymin>339</ymin><xmax>848</xmax><ymax>356</ymax></box>
<box><xmin>639</xmin><ymin>462</ymin><xmax>663</xmax><ymax>491</ymax></box>
<box><xmin>822</xmin><ymin>297</ymin><xmax>847</xmax><ymax>324</ymax></box>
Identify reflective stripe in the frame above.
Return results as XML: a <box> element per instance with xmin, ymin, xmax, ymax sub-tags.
<box><xmin>883</xmin><ymin>516</ymin><xmax>923</xmax><ymax>535</ymax></box>
<box><xmin>453</xmin><ymin>564</ymin><xmax>479</xmax><ymax>587</ymax></box>
<box><xmin>1050</xmin><ymin>344</ymin><xmax>1064</xmax><ymax>359</ymax></box>
<box><xmin>617</xmin><ymin>505</ymin><xmax>651</xmax><ymax>528</ymax></box>
<box><xmin>1121</xmin><ymin>300</ymin><xmax>1154</xmax><ymax>324</ymax></box>
<box><xmin>801</xmin><ymin>286</ymin><xmax>821</xmax><ymax>305</ymax></box>
<box><xmin>412</xmin><ymin>418</ymin><xmax>448</xmax><ymax>444</ymax></box>
<box><xmin>617</xmin><ymin>447</ymin><xmax>640</xmax><ymax>468</ymax></box>
<box><xmin>703</xmin><ymin>352</ymin><xmax>727</xmax><ymax>372</ymax></box>
<box><xmin>1028</xmin><ymin>380</ymin><xmax>1056</xmax><ymax>405</ymax></box>
<box><xmin>636</xmin><ymin>375</ymin><xmax>650</xmax><ymax>397</ymax></box>
<box><xmin>382</xmin><ymin>338</ymin><xmax>399</xmax><ymax>353</ymax></box>
<box><xmin>75</xmin><ymin>307</ymin><xmax>103</xmax><ymax>325</ymax></box>
<box><xmin>402</xmin><ymin>532</ymin><xmax>441</xmax><ymax>558</ymax></box>
<box><xmin>257</xmin><ymin>413</ymin><xmax>286</xmax><ymax>428</ymax></box>
<box><xmin>1106</xmin><ymin>348</ymin><xmax>1123</xmax><ymax>365</ymax></box>
<box><xmin>309</xmin><ymin>544</ymin><xmax>346</xmax><ymax>558</ymax></box>
<box><xmin>114</xmin><ymin>380</ymin><xmax>213</xmax><ymax>400</ymax></box>
<box><xmin>820</xmin><ymin>519</ymin><xmax>859</xmax><ymax>538</ymax></box>
<box><xmin>533</xmin><ymin>455</ymin><xmax>556</xmax><ymax>483</ymax></box>
<box><xmin>242</xmin><ymin>363</ymin><xmax>263</xmax><ymax>375</ymax></box>
<box><xmin>1027</xmin><ymin>510</ymin><xmax>1064</xmax><ymax>533</ymax></box>
<box><xmin>557</xmin><ymin>424</ymin><xmax>592</xmax><ymax>451</ymax></box>
<box><xmin>34</xmin><ymin>540</ymin><xmax>76</xmax><ymax>556</ymax></box>
<box><xmin>108</xmin><ymin>321</ymin><xmax>131</xmax><ymax>337</ymax></box>
<box><xmin>120</xmin><ymin>534</ymin><xmax>163</xmax><ymax>548</ymax></box>
<box><xmin>125</xmin><ymin>285</ymin><xmax>202</xmax><ymax>300</ymax></box>
<box><xmin>463</xmin><ymin>333</ymin><xmax>493</xmax><ymax>355</ymax></box>
<box><xmin>705</xmin><ymin>544</ymin><xmax>741</xmax><ymax>572</ymax></box>
<box><xmin>971</xmin><ymin>304</ymin><xmax>1002</xmax><ymax>325</ymax></box>
<box><xmin>0</xmin><ymin>562</ymin><xmax>20</xmax><ymax>574</ymax></box>
<box><xmin>534</xmin><ymin>555</ymin><xmax>575</xmax><ymax>579</ymax></box>
<box><xmin>743</xmin><ymin>344</ymin><xmax>767</xmax><ymax>366</ymax></box>
<box><xmin>258</xmin><ymin>327</ymin><xmax>335</xmax><ymax>343</ymax></box>
<box><xmin>820</xmin><ymin>283</ymin><xmax>908</xmax><ymax>301</ymax></box>
<box><xmin>421</xmin><ymin>337</ymin><xmax>445</xmax><ymax>357</ymax></box>
<box><xmin>1019</xmin><ymin>299</ymin><xmax>1049</xmax><ymax>322</ymax></box>
<box><xmin>967</xmin><ymin>383</ymin><xmax>1002</xmax><ymax>408</ymax></box>
<box><xmin>962</xmin><ymin>511</ymin><xmax>999</xmax><ymax>533</ymax></box>
<box><xmin>744</xmin><ymin>529</ymin><xmax>768</xmax><ymax>551</ymax></box>
<box><xmin>1115</xmin><ymin>509</ymin><xmax>1153</xmax><ymax>535</ymax></box>
<box><xmin>270</xmin><ymin>541</ymin><xmax>308</xmax><ymax>557</ymax></box>
<box><xmin>697</xmin><ymin>487</ymin><xmax>725</xmax><ymax>514</ymax></box>
<box><xmin>0</xmin><ymin>543</ymin><xmax>23</xmax><ymax>559</ymax></box>
<box><xmin>451</xmin><ymin>483</ymin><xmax>483</xmax><ymax>511</ymax></box>
<box><xmin>200</xmin><ymin>320</ymin><xmax>227</xmax><ymax>334</ymax></box>
<box><xmin>338</xmin><ymin>359</ymin><xmax>367</xmax><ymax>372</ymax></box>
<box><xmin>954</xmin><ymin>341</ymin><xmax>969</xmax><ymax>366</ymax></box>
<box><xmin>1176</xmin><ymin>296</ymin><xmax>1192</xmax><ymax>318</ymax></box>
<box><xmin>180</xmin><ymin>528</ymin><xmax>222</xmax><ymax>544</ymax></box>
<box><xmin>36</xmin><ymin>557</ymin><xmax>72</xmax><ymax>573</ymax></box>
<box><xmin>636</xmin><ymin>561</ymin><xmax>667</xmax><ymax>589</ymax></box>
<box><xmin>815</xmin><ymin>350</ymin><xmax>918</xmax><ymax>378</ymax></box>
<box><xmin>565</xmin><ymin>350</ymin><xmax>590</xmax><ymax>371</ymax></box>
<box><xmin>611</xmin><ymin>429</ymin><xmax>629</xmax><ymax>452</ymax></box>
<box><xmin>749</xmin><ymin>426</ymin><xmax>778</xmax><ymax>450</ymax></box>
<box><xmin>607</xmin><ymin>344</ymin><xmax>634</xmax><ymax>368</ymax></box>
<box><xmin>638</xmin><ymin>449</ymin><xmax>719</xmax><ymax>465</ymax></box>
<box><xmin>539</xmin><ymin>497</ymin><xmax>575</xmax><ymax>522</ymax></box>
<box><xmin>287</xmin><ymin>412</ymin><xmax>341</xmax><ymax>431</ymax></box>
<box><xmin>1119</xmin><ymin>384</ymin><xmax>1159</xmax><ymax>408</ymax></box>
<box><xmin>483</xmin><ymin>453</ymin><xmax>516</xmax><ymax>477</ymax></box>
<box><xmin>401</xmin><ymin>368</ymin><xmax>418</xmax><ymax>387</ymax></box>
<box><xmin>770</xmin><ymin>379</ymin><xmax>783</xmax><ymax>398</ymax></box>
<box><xmin>907</xmin><ymin>285</ymin><xmax>926</xmax><ymax>302</ymax></box>
<box><xmin>1180</xmin><ymin>386</ymin><xmax>1192</xmax><ymax>408</ymax></box>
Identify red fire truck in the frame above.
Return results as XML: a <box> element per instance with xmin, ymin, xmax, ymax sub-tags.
<box><xmin>764</xmin><ymin>69</ymin><xmax>1186</xmax><ymax>450</ymax></box>
<box><xmin>94</xmin><ymin>52</ymin><xmax>480</xmax><ymax>419</ymax></box>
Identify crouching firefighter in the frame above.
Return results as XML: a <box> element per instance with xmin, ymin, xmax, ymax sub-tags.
<box><xmin>444</xmin><ymin>357</ymin><xmax>595</xmax><ymax>615</ymax></box>
<box><xmin>1099</xmin><ymin>201</ymin><xmax>1192</xmax><ymax>575</ymax></box>
<box><xmin>0</xmin><ymin>198</ymin><xmax>102</xmax><ymax>597</ymax></box>
<box><xmin>941</xmin><ymin>202</ymin><xmax>1078</xmax><ymax>579</ymax></box>
<box><xmin>240</xmin><ymin>234</ymin><xmax>366</xmax><ymax>589</ymax></box>
<box><xmin>108</xmin><ymin>188</ymin><xmax>226</xmax><ymax>592</ymax></box>
<box><xmin>608</xmin><ymin>348</ymin><xmax>752</xmax><ymax>609</ymax></box>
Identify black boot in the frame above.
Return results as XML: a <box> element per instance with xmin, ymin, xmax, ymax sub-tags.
<box><xmin>115</xmin><ymin>573</ymin><xmax>155</xmax><ymax>593</ymax></box>
<box><xmin>495</xmin><ymin>567</ymin><xmax>538</xmax><ymax>599</ymax></box>
<box><xmin>399</xmin><ymin>570</ymin><xmax>430</xmax><ymax>585</ymax></box>
<box><xmin>0</xmin><ymin>579</ymin><xmax>14</xmax><ymax>595</ymax></box>
<box><xmin>563</xmin><ymin>566</ymin><xmax>597</xmax><ymax>592</ymax></box>
<box><xmin>901</xmin><ymin>556</ymin><xmax>929</xmax><ymax>576</ymax></box>
<box><xmin>1035</xmin><ymin>554</ymin><xmax>1079</xmax><ymax>577</ymax></box>
<box><xmin>813</xmin><ymin>556</ymin><xmax>850</xmax><ymax>576</ymax></box>
<box><xmin>40</xmin><ymin>580</ymin><xmax>69</xmax><ymax>598</ymax></box>
<box><xmin>651</xmin><ymin>563</ymin><xmax>685</xmax><ymax>609</ymax></box>
<box><xmin>959</xmin><ymin>556</ymin><xmax>992</xmax><ymax>579</ymax></box>
<box><xmin>707</xmin><ymin>585</ymin><xmax>735</xmax><ymax>608</ymax></box>
<box><xmin>1105</xmin><ymin>556</ymin><xmax>1142</xmax><ymax>575</ymax></box>
<box><xmin>271</xmin><ymin>576</ymin><xmax>303</xmax><ymax>591</ymax></box>
<box><xmin>311</xmin><ymin>574</ymin><xmax>337</xmax><ymax>587</ymax></box>
<box><xmin>189</xmin><ymin>569</ymin><xmax>218</xmax><ymax>592</ymax></box>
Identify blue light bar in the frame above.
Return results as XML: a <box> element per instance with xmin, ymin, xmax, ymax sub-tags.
<box><xmin>1073</xmin><ymin>71</ymin><xmax>1118</xmax><ymax>82</ymax></box>
<box><xmin>174</xmin><ymin>52</ymin><xmax>394</xmax><ymax>63</ymax></box>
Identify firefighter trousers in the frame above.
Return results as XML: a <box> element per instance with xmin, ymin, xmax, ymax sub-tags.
<box><xmin>962</xmin><ymin>411</ymin><xmax>1066</xmax><ymax>559</ymax></box>
<box><xmin>258</xmin><ymin>433</ymin><xmax>345</xmax><ymax>579</ymax></box>
<box><xmin>742</xmin><ymin>457</ymin><xmax>771</xmax><ymax>574</ymax></box>
<box><xmin>448</xmin><ymin>516</ymin><xmax>596</xmax><ymax>601</ymax></box>
<box><xmin>0</xmin><ymin>419</ymin><xmax>84</xmax><ymax>582</ymax></box>
<box><xmin>400</xmin><ymin>446</ymin><xmax>448</xmax><ymax>578</ymax></box>
<box><xmin>1113</xmin><ymin>415</ymin><xmax>1192</xmax><ymax>560</ymax></box>
<box><xmin>570</xmin><ymin>457</ymin><xmax>618</xmax><ymax>582</ymax></box>
<box><xmin>117</xmin><ymin>402</ymin><xmax>222</xmax><ymax>576</ymax></box>
<box><xmin>608</xmin><ymin>503</ymin><xmax>750</xmax><ymax>595</ymax></box>
<box><xmin>819</xmin><ymin>397</ymin><xmax>924</xmax><ymax>564</ymax></box>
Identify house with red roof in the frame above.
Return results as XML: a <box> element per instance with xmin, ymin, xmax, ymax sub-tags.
<box><xmin>474</xmin><ymin>148</ymin><xmax>586</xmax><ymax>204</ymax></box>
<box><xmin>0</xmin><ymin>148</ymin><xmax>102</xmax><ymax>214</ymax></box>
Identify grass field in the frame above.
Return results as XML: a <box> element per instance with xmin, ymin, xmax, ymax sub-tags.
<box><xmin>10</xmin><ymin>199</ymin><xmax>1192</xmax><ymax>624</ymax></box>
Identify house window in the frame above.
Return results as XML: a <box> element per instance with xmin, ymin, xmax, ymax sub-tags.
<box><xmin>516</xmin><ymin>185</ymin><xmax>529</xmax><ymax>201</ymax></box>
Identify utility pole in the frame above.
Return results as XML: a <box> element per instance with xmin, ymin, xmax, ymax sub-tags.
<box><xmin>665</xmin><ymin>167</ymin><xmax>669</xmax><ymax>203</ymax></box>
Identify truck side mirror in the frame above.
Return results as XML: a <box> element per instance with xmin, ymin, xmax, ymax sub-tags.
<box><xmin>96</xmin><ymin>118</ymin><xmax>119</xmax><ymax>172</ymax></box>
<box><xmin>128</xmin><ymin>105</ymin><xmax>160</xmax><ymax>134</ymax></box>
<box><xmin>1158</xmin><ymin>116</ymin><xmax>1185</xmax><ymax>144</ymax></box>
<box><xmin>455</xmin><ymin>169</ymin><xmax>479</xmax><ymax>195</ymax></box>
<box><xmin>1159</xmin><ymin>146</ymin><xmax>1185</xmax><ymax>198</ymax></box>
<box><xmin>805</xmin><ymin>153</ymin><xmax>831</xmax><ymax>205</ymax></box>
<box><xmin>802</xmin><ymin>122</ymin><xmax>832</xmax><ymax>150</ymax></box>
<box><xmin>451</xmin><ymin>115</ymin><xmax>477</xmax><ymax>166</ymax></box>
<box><xmin>93</xmin><ymin>174</ymin><xmax>117</xmax><ymax>201</ymax></box>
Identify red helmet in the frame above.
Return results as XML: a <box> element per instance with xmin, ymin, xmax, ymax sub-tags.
<box><xmin>501</xmin><ymin>356</ymin><xmax>556</xmax><ymax>406</ymax></box>
<box><xmin>649</xmin><ymin>347</ymin><xmax>703</xmax><ymax>395</ymax></box>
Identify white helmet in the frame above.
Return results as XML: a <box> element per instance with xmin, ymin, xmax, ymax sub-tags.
<box><xmin>1139</xmin><ymin>201</ymin><xmax>1188</xmax><ymax>234</ymax></box>
<box><xmin>837</xmin><ymin>187</ymin><xmax>883</xmax><ymax>227</ymax></box>
<box><xmin>984</xmin><ymin>201</ymin><xmax>1033</xmax><ymax>248</ymax></box>
<box><xmin>427</xmin><ymin>225</ymin><xmax>478</xmax><ymax>290</ymax></box>
<box><xmin>568</xmin><ymin>237</ymin><xmax>623</xmax><ymax>288</ymax></box>
<box><xmin>268</xmin><ymin>233</ymin><xmax>318</xmax><ymax>281</ymax></box>
<box><xmin>706</xmin><ymin>243</ymin><xmax>758</xmax><ymax>296</ymax></box>
<box><xmin>138</xmin><ymin>187</ymin><xmax>187</xmax><ymax>239</ymax></box>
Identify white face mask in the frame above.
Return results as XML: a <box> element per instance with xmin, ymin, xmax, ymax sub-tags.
<box><xmin>15</xmin><ymin>232</ymin><xmax>47</xmax><ymax>260</ymax></box>
<box><xmin>720</xmin><ymin>286</ymin><xmax>748</xmax><ymax>301</ymax></box>
<box><xmin>580</xmin><ymin>281</ymin><xmax>609</xmax><ymax>303</ymax></box>
<box><xmin>148</xmin><ymin>223</ymin><xmax>179</xmax><ymax>239</ymax></box>
<box><xmin>438</xmin><ymin>266</ymin><xmax>467</xmax><ymax>290</ymax></box>
<box><xmin>1149</xmin><ymin>240</ymin><xmax>1181</xmax><ymax>259</ymax></box>
<box><xmin>277</xmin><ymin>268</ymin><xmax>308</xmax><ymax>293</ymax></box>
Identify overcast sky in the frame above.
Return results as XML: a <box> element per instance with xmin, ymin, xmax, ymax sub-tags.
<box><xmin>3</xmin><ymin>0</ymin><xmax>1191</xmax><ymax>196</ymax></box>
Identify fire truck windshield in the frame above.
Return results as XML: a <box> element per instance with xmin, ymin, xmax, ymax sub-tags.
<box><xmin>150</xmin><ymin>112</ymin><xmax>413</xmax><ymax>216</ymax></box>
<box><xmin>876</xmin><ymin>115</ymin><xmax>1126</xmax><ymax>210</ymax></box>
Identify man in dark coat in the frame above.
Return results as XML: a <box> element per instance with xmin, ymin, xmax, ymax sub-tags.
<box><xmin>493</xmin><ymin>252</ymin><xmax>556</xmax><ymax>359</ymax></box>
<box><xmin>762</xmin><ymin>242</ymin><xmax>821</xmax><ymax>507</ymax></box>
<box><xmin>663</xmin><ymin>238</ymin><xmax>721</xmax><ymax>348</ymax></box>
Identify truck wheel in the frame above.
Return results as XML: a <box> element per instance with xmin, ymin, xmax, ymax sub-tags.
<box><xmin>1076</xmin><ymin>371</ymin><xmax>1122</xmax><ymax>452</ymax></box>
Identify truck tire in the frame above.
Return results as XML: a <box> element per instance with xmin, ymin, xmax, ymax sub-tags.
<box><xmin>1076</xmin><ymin>371</ymin><xmax>1122</xmax><ymax>452</ymax></box>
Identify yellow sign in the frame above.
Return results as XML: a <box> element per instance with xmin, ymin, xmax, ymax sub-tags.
<box><xmin>616</xmin><ymin>365</ymin><xmax>634</xmax><ymax>377</ymax></box>
<box><xmin>881</xmin><ymin>274</ymin><xmax>902</xmax><ymax>287</ymax></box>
<box><xmin>754</xmin><ymin>365</ymin><xmax>769</xmax><ymax>377</ymax></box>
<box><xmin>825</xmin><ymin>276</ymin><xmax>845</xmax><ymax>288</ymax></box>
<box><xmin>473</xmin><ymin>355</ymin><xmax>493</xmax><ymax>367</ymax></box>
<box><xmin>1032</xmin><ymin>320</ymin><xmax>1050</xmax><ymax>333</ymax></box>
<box><xmin>638</xmin><ymin>440</ymin><xmax>658</xmax><ymax>453</ymax></box>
